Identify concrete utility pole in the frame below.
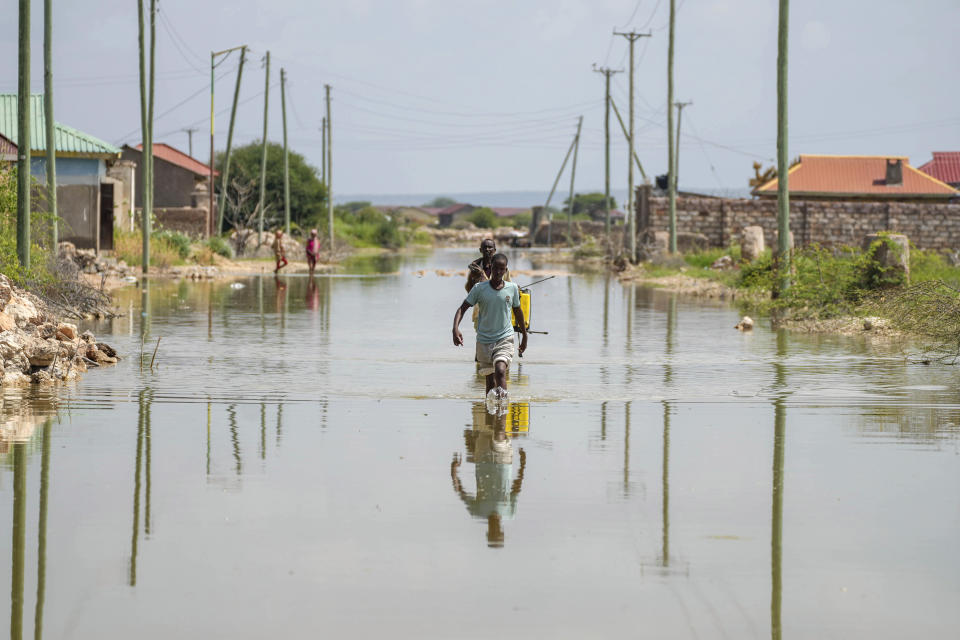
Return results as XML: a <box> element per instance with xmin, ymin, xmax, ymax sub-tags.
<box><xmin>17</xmin><ymin>0</ymin><xmax>30</xmax><ymax>268</ymax></box>
<box><xmin>776</xmin><ymin>0</ymin><xmax>791</xmax><ymax>292</ymax></box>
<box><xmin>614</xmin><ymin>30</ymin><xmax>651</xmax><ymax>261</ymax></box>
<box><xmin>325</xmin><ymin>84</ymin><xmax>333</xmax><ymax>250</ymax></box>
<box><xmin>218</xmin><ymin>45</ymin><xmax>246</xmax><ymax>234</ymax></box>
<box><xmin>566</xmin><ymin>116</ymin><xmax>583</xmax><ymax>245</ymax></box>
<box><xmin>281</xmin><ymin>68</ymin><xmax>290</xmax><ymax>234</ymax></box>
<box><xmin>673</xmin><ymin>101</ymin><xmax>692</xmax><ymax>203</ymax></box>
<box><xmin>320</xmin><ymin>117</ymin><xmax>327</xmax><ymax>185</ymax></box>
<box><xmin>137</xmin><ymin>0</ymin><xmax>156</xmax><ymax>273</ymax></box>
<box><xmin>666</xmin><ymin>0</ymin><xmax>677</xmax><ymax>253</ymax></box>
<box><xmin>258</xmin><ymin>51</ymin><xmax>270</xmax><ymax>240</ymax></box>
<box><xmin>593</xmin><ymin>65</ymin><xmax>622</xmax><ymax>243</ymax></box>
<box><xmin>44</xmin><ymin>0</ymin><xmax>57</xmax><ymax>250</ymax></box>
<box><xmin>183</xmin><ymin>128</ymin><xmax>197</xmax><ymax>157</ymax></box>
<box><xmin>210</xmin><ymin>45</ymin><xmax>245</xmax><ymax>238</ymax></box>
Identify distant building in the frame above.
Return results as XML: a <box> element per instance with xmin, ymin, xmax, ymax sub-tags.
<box><xmin>917</xmin><ymin>152</ymin><xmax>960</xmax><ymax>189</ymax></box>
<box><xmin>121</xmin><ymin>143</ymin><xmax>217</xmax><ymax>209</ymax></box>
<box><xmin>435</xmin><ymin>203</ymin><xmax>476</xmax><ymax>227</ymax></box>
<box><xmin>0</xmin><ymin>94</ymin><xmax>122</xmax><ymax>251</ymax></box>
<box><xmin>753</xmin><ymin>154</ymin><xmax>957</xmax><ymax>200</ymax></box>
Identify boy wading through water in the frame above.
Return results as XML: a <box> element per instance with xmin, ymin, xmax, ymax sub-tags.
<box><xmin>453</xmin><ymin>253</ymin><xmax>528</xmax><ymax>407</ymax></box>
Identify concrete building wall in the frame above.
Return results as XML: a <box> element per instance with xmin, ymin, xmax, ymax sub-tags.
<box><xmin>58</xmin><ymin>184</ymin><xmax>99</xmax><ymax>250</ymax></box>
<box><xmin>121</xmin><ymin>148</ymin><xmax>199</xmax><ymax>209</ymax></box>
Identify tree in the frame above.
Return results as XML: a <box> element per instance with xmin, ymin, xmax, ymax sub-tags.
<box><xmin>468</xmin><ymin>207</ymin><xmax>496</xmax><ymax>229</ymax></box>
<box><xmin>221</xmin><ymin>177</ymin><xmax>270</xmax><ymax>256</ymax></box>
<box><xmin>423</xmin><ymin>196</ymin><xmax>456</xmax><ymax>208</ymax></box>
<box><xmin>563</xmin><ymin>192</ymin><xmax>617</xmax><ymax>218</ymax></box>
<box><xmin>215</xmin><ymin>141</ymin><xmax>326</xmax><ymax>233</ymax></box>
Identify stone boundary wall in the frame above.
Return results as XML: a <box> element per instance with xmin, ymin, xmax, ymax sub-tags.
<box><xmin>642</xmin><ymin>196</ymin><xmax>960</xmax><ymax>250</ymax></box>
<box><xmin>136</xmin><ymin>207</ymin><xmax>209</xmax><ymax>237</ymax></box>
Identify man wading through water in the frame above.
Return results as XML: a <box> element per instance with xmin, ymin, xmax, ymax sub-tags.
<box><xmin>465</xmin><ymin>238</ymin><xmax>510</xmax><ymax>329</ymax></box>
<box><xmin>453</xmin><ymin>253</ymin><xmax>527</xmax><ymax>408</ymax></box>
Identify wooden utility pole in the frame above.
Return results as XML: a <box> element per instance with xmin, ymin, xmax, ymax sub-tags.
<box><xmin>673</xmin><ymin>101</ymin><xmax>692</xmax><ymax>202</ymax></box>
<box><xmin>44</xmin><ymin>0</ymin><xmax>57</xmax><ymax>250</ymax></box>
<box><xmin>614</xmin><ymin>30</ymin><xmax>651</xmax><ymax>261</ymax></box>
<box><xmin>325</xmin><ymin>84</ymin><xmax>333</xmax><ymax>250</ymax></box>
<box><xmin>320</xmin><ymin>117</ymin><xmax>327</xmax><ymax>185</ymax></box>
<box><xmin>137</xmin><ymin>0</ymin><xmax>156</xmax><ymax>273</ymax></box>
<box><xmin>610</xmin><ymin>98</ymin><xmax>647</xmax><ymax>180</ymax></box>
<box><xmin>258</xmin><ymin>51</ymin><xmax>270</xmax><ymax>240</ymax></box>
<box><xmin>776</xmin><ymin>0</ymin><xmax>791</xmax><ymax>292</ymax></box>
<box><xmin>17</xmin><ymin>0</ymin><xmax>31</xmax><ymax>267</ymax></box>
<box><xmin>183</xmin><ymin>127</ymin><xmax>197</xmax><ymax>157</ymax></box>
<box><xmin>281</xmin><ymin>68</ymin><xmax>290</xmax><ymax>234</ymax></box>
<box><xmin>566</xmin><ymin>116</ymin><xmax>583</xmax><ymax>245</ymax></box>
<box><xmin>666</xmin><ymin>0</ymin><xmax>677</xmax><ymax>253</ymax></box>
<box><xmin>218</xmin><ymin>45</ymin><xmax>246</xmax><ymax>234</ymax></box>
<box><xmin>542</xmin><ymin>122</ymin><xmax>581</xmax><ymax>247</ymax></box>
<box><xmin>593</xmin><ymin>65</ymin><xmax>621</xmax><ymax>243</ymax></box>
<box><xmin>210</xmin><ymin>45</ymin><xmax>245</xmax><ymax>238</ymax></box>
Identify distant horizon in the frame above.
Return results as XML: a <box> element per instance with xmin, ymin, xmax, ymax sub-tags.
<box><xmin>335</xmin><ymin>186</ymin><xmax>752</xmax><ymax>208</ymax></box>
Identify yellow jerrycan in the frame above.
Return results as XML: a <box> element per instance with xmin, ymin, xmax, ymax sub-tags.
<box><xmin>513</xmin><ymin>287</ymin><xmax>531</xmax><ymax>332</ymax></box>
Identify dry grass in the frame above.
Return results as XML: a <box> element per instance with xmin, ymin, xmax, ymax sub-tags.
<box><xmin>114</xmin><ymin>231</ymin><xmax>182</xmax><ymax>270</ymax></box>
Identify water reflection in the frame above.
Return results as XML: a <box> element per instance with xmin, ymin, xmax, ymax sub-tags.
<box><xmin>129</xmin><ymin>388</ymin><xmax>153</xmax><ymax>586</ymax></box>
<box><xmin>451</xmin><ymin>403</ymin><xmax>529</xmax><ymax>547</ymax></box>
<box><xmin>771</xmin><ymin>330</ymin><xmax>789</xmax><ymax>640</ymax></box>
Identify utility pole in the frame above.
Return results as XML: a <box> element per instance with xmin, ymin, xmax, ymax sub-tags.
<box><xmin>614</xmin><ymin>29</ymin><xmax>651</xmax><ymax>261</ymax></box>
<box><xmin>183</xmin><ymin>128</ymin><xmax>197</xmax><ymax>157</ymax></box>
<box><xmin>281</xmin><ymin>68</ymin><xmax>290</xmax><ymax>234</ymax></box>
<box><xmin>542</xmin><ymin>120</ymin><xmax>581</xmax><ymax>247</ymax></box>
<box><xmin>666</xmin><ymin>0</ymin><xmax>677</xmax><ymax>253</ymax></box>
<box><xmin>776</xmin><ymin>0</ymin><xmax>791</xmax><ymax>293</ymax></box>
<box><xmin>258</xmin><ymin>51</ymin><xmax>270</xmax><ymax>241</ymax></box>
<box><xmin>137</xmin><ymin>0</ymin><xmax>156</xmax><ymax>273</ymax></box>
<box><xmin>17</xmin><ymin>0</ymin><xmax>30</xmax><ymax>267</ymax></box>
<box><xmin>320</xmin><ymin>117</ymin><xmax>327</xmax><ymax>185</ymax></box>
<box><xmin>218</xmin><ymin>45</ymin><xmax>246</xmax><ymax>234</ymax></box>
<box><xmin>44</xmin><ymin>0</ymin><xmax>57</xmax><ymax>250</ymax></box>
<box><xmin>610</xmin><ymin>98</ymin><xmax>647</xmax><ymax>181</ymax></box>
<box><xmin>210</xmin><ymin>45</ymin><xmax>245</xmax><ymax>238</ymax></box>
<box><xmin>566</xmin><ymin>116</ymin><xmax>583</xmax><ymax>245</ymax></box>
<box><xmin>593</xmin><ymin>65</ymin><xmax>622</xmax><ymax>244</ymax></box>
<box><xmin>673</xmin><ymin>101</ymin><xmax>692</xmax><ymax>202</ymax></box>
<box><xmin>325</xmin><ymin>84</ymin><xmax>333</xmax><ymax>250</ymax></box>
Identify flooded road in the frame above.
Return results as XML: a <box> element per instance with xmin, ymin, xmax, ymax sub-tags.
<box><xmin>2</xmin><ymin>248</ymin><xmax>959</xmax><ymax>638</ymax></box>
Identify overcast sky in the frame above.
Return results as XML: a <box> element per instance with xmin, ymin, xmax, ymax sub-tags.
<box><xmin>1</xmin><ymin>0</ymin><xmax>958</xmax><ymax>198</ymax></box>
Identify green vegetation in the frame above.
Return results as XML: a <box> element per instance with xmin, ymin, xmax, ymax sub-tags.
<box><xmin>564</xmin><ymin>192</ymin><xmax>617</xmax><ymax>218</ymax></box>
<box><xmin>205</xmin><ymin>236</ymin><xmax>233</xmax><ymax>259</ymax></box>
<box><xmin>0</xmin><ymin>166</ymin><xmax>57</xmax><ymax>289</ymax></box>
<box><xmin>114</xmin><ymin>229</ymin><xmax>183</xmax><ymax>269</ymax></box>
<box><xmin>423</xmin><ymin>196</ymin><xmax>456</xmax><ymax>208</ymax></box>
<box><xmin>333</xmin><ymin>204</ymin><xmax>426</xmax><ymax>249</ymax></box>
<box><xmin>215</xmin><ymin>142</ymin><xmax>327</xmax><ymax>231</ymax></box>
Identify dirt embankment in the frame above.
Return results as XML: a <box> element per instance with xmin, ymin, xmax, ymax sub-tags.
<box><xmin>0</xmin><ymin>274</ymin><xmax>119</xmax><ymax>388</ymax></box>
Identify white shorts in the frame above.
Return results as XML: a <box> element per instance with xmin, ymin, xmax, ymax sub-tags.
<box><xmin>475</xmin><ymin>336</ymin><xmax>515</xmax><ymax>376</ymax></box>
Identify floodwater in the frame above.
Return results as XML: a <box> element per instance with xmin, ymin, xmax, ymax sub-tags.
<box><xmin>2</xmin><ymin>248</ymin><xmax>959</xmax><ymax>639</ymax></box>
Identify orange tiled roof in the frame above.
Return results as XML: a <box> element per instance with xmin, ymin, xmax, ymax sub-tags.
<box><xmin>918</xmin><ymin>152</ymin><xmax>960</xmax><ymax>185</ymax></box>
<box><xmin>136</xmin><ymin>142</ymin><xmax>218</xmax><ymax>177</ymax></box>
<box><xmin>755</xmin><ymin>154</ymin><xmax>957</xmax><ymax>198</ymax></box>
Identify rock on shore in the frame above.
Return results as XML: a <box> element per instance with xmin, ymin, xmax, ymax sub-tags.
<box><xmin>0</xmin><ymin>274</ymin><xmax>118</xmax><ymax>387</ymax></box>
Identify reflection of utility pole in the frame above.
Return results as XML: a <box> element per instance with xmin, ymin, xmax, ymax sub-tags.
<box><xmin>35</xmin><ymin>419</ymin><xmax>52</xmax><ymax>637</ymax></box>
<box><xmin>11</xmin><ymin>442</ymin><xmax>27</xmax><ymax>636</ymax></box>
<box><xmin>623</xmin><ymin>401</ymin><xmax>631</xmax><ymax>496</ymax></box>
<box><xmin>130</xmin><ymin>389</ymin><xmax>146</xmax><ymax>586</ymax></box>
<box><xmin>614</xmin><ymin>30</ymin><xmax>652</xmax><ymax>261</ymax></box>
<box><xmin>260</xmin><ymin>403</ymin><xmax>267</xmax><ymax>460</ymax></box>
<box><xmin>593</xmin><ymin>65</ymin><xmax>622</xmax><ymax>242</ymax></box>
<box><xmin>228</xmin><ymin>404</ymin><xmax>242</xmax><ymax>476</ymax></box>
<box><xmin>772</xmin><ymin>329</ymin><xmax>788</xmax><ymax>640</ymax></box>
<box><xmin>673</xmin><ymin>101</ymin><xmax>692</xmax><ymax>198</ymax></box>
<box><xmin>661</xmin><ymin>401</ymin><xmax>671</xmax><ymax>566</ymax></box>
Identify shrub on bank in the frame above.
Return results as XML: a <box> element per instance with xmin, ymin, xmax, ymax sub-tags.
<box><xmin>114</xmin><ymin>230</ymin><xmax>184</xmax><ymax>269</ymax></box>
<box><xmin>0</xmin><ymin>166</ymin><xmax>57</xmax><ymax>289</ymax></box>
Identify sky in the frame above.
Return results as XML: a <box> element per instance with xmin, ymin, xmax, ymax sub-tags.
<box><xmin>1</xmin><ymin>0</ymin><xmax>958</xmax><ymax>200</ymax></box>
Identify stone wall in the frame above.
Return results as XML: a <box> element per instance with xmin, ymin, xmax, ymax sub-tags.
<box><xmin>640</xmin><ymin>195</ymin><xmax>960</xmax><ymax>250</ymax></box>
<box><xmin>137</xmin><ymin>207</ymin><xmax>209</xmax><ymax>237</ymax></box>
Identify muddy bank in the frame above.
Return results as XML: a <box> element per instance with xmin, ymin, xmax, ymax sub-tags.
<box><xmin>0</xmin><ymin>274</ymin><xmax>118</xmax><ymax>387</ymax></box>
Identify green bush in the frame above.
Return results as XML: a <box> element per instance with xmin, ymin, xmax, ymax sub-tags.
<box><xmin>467</xmin><ymin>207</ymin><xmax>496</xmax><ymax>229</ymax></box>
<box><xmin>206</xmin><ymin>236</ymin><xmax>233</xmax><ymax>259</ymax></box>
<box><xmin>0</xmin><ymin>166</ymin><xmax>57</xmax><ymax>288</ymax></box>
<box><xmin>154</xmin><ymin>230</ymin><xmax>191</xmax><ymax>260</ymax></box>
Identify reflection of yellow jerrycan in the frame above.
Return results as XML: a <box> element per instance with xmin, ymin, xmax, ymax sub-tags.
<box><xmin>508</xmin><ymin>402</ymin><xmax>529</xmax><ymax>435</ymax></box>
<box><xmin>513</xmin><ymin>288</ymin><xmax>531</xmax><ymax>332</ymax></box>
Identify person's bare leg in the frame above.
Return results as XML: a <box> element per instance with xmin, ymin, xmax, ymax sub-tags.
<box><xmin>486</xmin><ymin>373</ymin><xmax>495</xmax><ymax>394</ymax></box>
<box><xmin>494</xmin><ymin>361</ymin><xmax>508</xmax><ymax>392</ymax></box>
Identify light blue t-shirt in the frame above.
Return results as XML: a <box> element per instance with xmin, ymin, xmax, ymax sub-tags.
<box><xmin>466</xmin><ymin>281</ymin><xmax>520</xmax><ymax>343</ymax></box>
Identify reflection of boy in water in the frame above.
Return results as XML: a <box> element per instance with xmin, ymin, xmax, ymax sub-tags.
<box><xmin>450</xmin><ymin>408</ymin><xmax>527</xmax><ymax>547</ymax></box>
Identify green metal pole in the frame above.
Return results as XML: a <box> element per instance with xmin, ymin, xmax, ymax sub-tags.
<box><xmin>325</xmin><ymin>84</ymin><xmax>333</xmax><ymax>251</ymax></box>
<box><xmin>776</xmin><ymin>0</ymin><xmax>791</xmax><ymax>292</ymax></box>
<box><xmin>218</xmin><ymin>47</ymin><xmax>246</xmax><ymax>234</ymax></box>
<box><xmin>666</xmin><ymin>0</ymin><xmax>677</xmax><ymax>253</ymax></box>
<box><xmin>17</xmin><ymin>0</ymin><xmax>31</xmax><ymax>268</ymax></box>
<box><xmin>44</xmin><ymin>0</ymin><xmax>58</xmax><ymax>250</ymax></box>
<box><xmin>258</xmin><ymin>51</ymin><xmax>270</xmax><ymax>240</ymax></box>
<box><xmin>281</xmin><ymin>68</ymin><xmax>290</xmax><ymax>234</ymax></box>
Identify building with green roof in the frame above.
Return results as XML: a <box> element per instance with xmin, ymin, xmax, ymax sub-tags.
<box><xmin>0</xmin><ymin>94</ymin><xmax>123</xmax><ymax>251</ymax></box>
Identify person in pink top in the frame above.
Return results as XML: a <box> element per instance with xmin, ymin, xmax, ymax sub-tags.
<box><xmin>305</xmin><ymin>228</ymin><xmax>321</xmax><ymax>274</ymax></box>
